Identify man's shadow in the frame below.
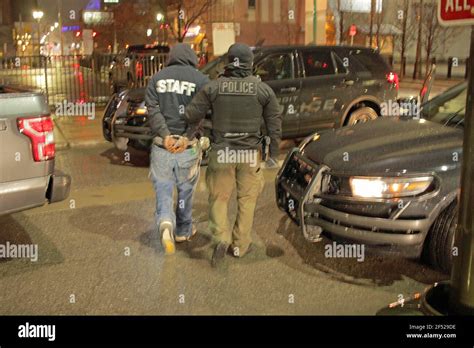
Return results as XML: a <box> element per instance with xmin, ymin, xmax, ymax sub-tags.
<box><xmin>100</xmin><ymin>146</ymin><xmax>150</xmax><ymax>167</ymax></box>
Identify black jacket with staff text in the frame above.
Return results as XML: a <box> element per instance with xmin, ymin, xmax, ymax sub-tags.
<box><xmin>145</xmin><ymin>44</ymin><xmax>209</xmax><ymax>138</ymax></box>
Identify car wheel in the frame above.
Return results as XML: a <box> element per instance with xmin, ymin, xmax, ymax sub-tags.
<box><xmin>346</xmin><ymin>107</ymin><xmax>378</xmax><ymax>126</ymax></box>
<box><xmin>424</xmin><ymin>201</ymin><xmax>457</xmax><ymax>274</ymax></box>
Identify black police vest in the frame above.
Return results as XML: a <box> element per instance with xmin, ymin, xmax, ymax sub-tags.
<box><xmin>211</xmin><ymin>76</ymin><xmax>263</xmax><ymax>136</ymax></box>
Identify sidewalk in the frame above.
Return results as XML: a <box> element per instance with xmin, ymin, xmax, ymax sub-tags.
<box><xmin>53</xmin><ymin>107</ymin><xmax>108</xmax><ymax>150</ymax></box>
<box><xmin>398</xmin><ymin>78</ymin><xmax>464</xmax><ymax>98</ymax></box>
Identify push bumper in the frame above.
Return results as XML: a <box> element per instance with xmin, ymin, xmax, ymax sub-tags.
<box><xmin>275</xmin><ymin>150</ymin><xmax>432</xmax><ymax>258</ymax></box>
<box><xmin>302</xmin><ymin>204</ymin><xmax>428</xmax><ymax>257</ymax></box>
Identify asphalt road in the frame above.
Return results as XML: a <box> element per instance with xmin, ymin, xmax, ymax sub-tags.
<box><xmin>0</xmin><ymin>144</ymin><xmax>448</xmax><ymax>315</ymax></box>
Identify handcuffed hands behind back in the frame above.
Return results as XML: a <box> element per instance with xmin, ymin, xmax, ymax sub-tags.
<box><xmin>164</xmin><ymin>135</ymin><xmax>189</xmax><ymax>154</ymax></box>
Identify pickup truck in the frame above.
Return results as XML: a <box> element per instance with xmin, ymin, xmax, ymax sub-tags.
<box><xmin>0</xmin><ymin>85</ymin><xmax>71</xmax><ymax>215</ymax></box>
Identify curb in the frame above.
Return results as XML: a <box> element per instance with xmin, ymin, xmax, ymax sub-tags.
<box><xmin>53</xmin><ymin>118</ymin><xmax>70</xmax><ymax>150</ymax></box>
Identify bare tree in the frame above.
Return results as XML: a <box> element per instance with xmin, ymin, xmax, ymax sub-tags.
<box><xmin>393</xmin><ymin>0</ymin><xmax>416</xmax><ymax>78</ymax></box>
<box><xmin>373</xmin><ymin>6</ymin><xmax>387</xmax><ymax>50</ymax></box>
<box><xmin>421</xmin><ymin>1</ymin><xmax>462</xmax><ymax>74</ymax></box>
<box><xmin>369</xmin><ymin>0</ymin><xmax>376</xmax><ymax>46</ymax></box>
<box><xmin>337</xmin><ymin>0</ymin><xmax>345</xmax><ymax>44</ymax></box>
<box><xmin>413</xmin><ymin>0</ymin><xmax>423</xmax><ymax>79</ymax></box>
<box><xmin>99</xmin><ymin>0</ymin><xmax>163</xmax><ymax>51</ymax></box>
<box><xmin>163</xmin><ymin>0</ymin><xmax>217</xmax><ymax>43</ymax></box>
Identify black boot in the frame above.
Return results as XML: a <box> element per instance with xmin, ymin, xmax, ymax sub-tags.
<box><xmin>211</xmin><ymin>242</ymin><xmax>229</xmax><ymax>267</ymax></box>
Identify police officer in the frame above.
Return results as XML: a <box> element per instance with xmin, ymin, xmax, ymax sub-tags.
<box><xmin>145</xmin><ymin>43</ymin><xmax>209</xmax><ymax>255</ymax></box>
<box><xmin>185</xmin><ymin>43</ymin><xmax>282</xmax><ymax>266</ymax></box>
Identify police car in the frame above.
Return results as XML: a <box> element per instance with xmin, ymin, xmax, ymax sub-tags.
<box><xmin>102</xmin><ymin>45</ymin><xmax>398</xmax><ymax>151</ymax></box>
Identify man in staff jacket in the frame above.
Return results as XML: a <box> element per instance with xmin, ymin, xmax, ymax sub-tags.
<box><xmin>145</xmin><ymin>43</ymin><xmax>209</xmax><ymax>254</ymax></box>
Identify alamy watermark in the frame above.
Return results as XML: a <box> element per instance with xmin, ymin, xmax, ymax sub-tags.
<box><xmin>18</xmin><ymin>322</ymin><xmax>55</xmax><ymax>341</ymax></box>
<box><xmin>217</xmin><ymin>147</ymin><xmax>259</xmax><ymax>167</ymax></box>
<box><xmin>381</xmin><ymin>100</ymin><xmax>422</xmax><ymax>119</ymax></box>
<box><xmin>55</xmin><ymin>100</ymin><xmax>96</xmax><ymax>120</ymax></box>
<box><xmin>0</xmin><ymin>242</ymin><xmax>38</xmax><ymax>262</ymax></box>
<box><xmin>324</xmin><ymin>242</ymin><xmax>365</xmax><ymax>262</ymax></box>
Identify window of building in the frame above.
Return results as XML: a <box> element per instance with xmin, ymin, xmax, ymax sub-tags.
<box><xmin>288</xmin><ymin>0</ymin><xmax>296</xmax><ymax>23</ymax></box>
<box><xmin>260</xmin><ymin>0</ymin><xmax>269</xmax><ymax>22</ymax></box>
<box><xmin>255</xmin><ymin>53</ymin><xmax>293</xmax><ymax>82</ymax></box>
<box><xmin>273</xmin><ymin>0</ymin><xmax>281</xmax><ymax>23</ymax></box>
<box><xmin>302</xmin><ymin>51</ymin><xmax>336</xmax><ymax>77</ymax></box>
<box><xmin>248</xmin><ymin>0</ymin><xmax>256</xmax><ymax>21</ymax></box>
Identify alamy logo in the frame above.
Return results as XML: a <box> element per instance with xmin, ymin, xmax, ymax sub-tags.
<box><xmin>380</xmin><ymin>100</ymin><xmax>421</xmax><ymax>119</ymax></box>
<box><xmin>324</xmin><ymin>242</ymin><xmax>365</xmax><ymax>262</ymax></box>
<box><xmin>55</xmin><ymin>100</ymin><xmax>96</xmax><ymax>120</ymax></box>
<box><xmin>18</xmin><ymin>322</ymin><xmax>56</xmax><ymax>341</ymax></box>
<box><xmin>217</xmin><ymin>147</ymin><xmax>258</xmax><ymax>167</ymax></box>
<box><xmin>0</xmin><ymin>242</ymin><xmax>38</xmax><ymax>262</ymax></box>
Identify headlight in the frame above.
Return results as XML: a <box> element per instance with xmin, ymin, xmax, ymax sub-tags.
<box><xmin>298</xmin><ymin>133</ymin><xmax>320</xmax><ymax>152</ymax></box>
<box><xmin>349</xmin><ymin>176</ymin><xmax>434</xmax><ymax>198</ymax></box>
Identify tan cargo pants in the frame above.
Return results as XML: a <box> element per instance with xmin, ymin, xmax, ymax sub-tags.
<box><xmin>206</xmin><ymin>148</ymin><xmax>265</xmax><ymax>256</ymax></box>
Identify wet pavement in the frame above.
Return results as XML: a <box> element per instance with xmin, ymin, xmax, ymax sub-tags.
<box><xmin>0</xmin><ymin>144</ymin><xmax>447</xmax><ymax>315</ymax></box>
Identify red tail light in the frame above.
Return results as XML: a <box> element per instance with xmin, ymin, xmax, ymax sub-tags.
<box><xmin>386</xmin><ymin>72</ymin><xmax>399</xmax><ymax>90</ymax></box>
<box><xmin>17</xmin><ymin>116</ymin><xmax>55</xmax><ymax>162</ymax></box>
<box><xmin>136</xmin><ymin>62</ymin><xmax>143</xmax><ymax>78</ymax></box>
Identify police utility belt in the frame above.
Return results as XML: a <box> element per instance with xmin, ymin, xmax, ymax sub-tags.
<box><xmin>153</xmin><ymin>136</ymin><xmax>198</xmax><ymax>149</ymax></box>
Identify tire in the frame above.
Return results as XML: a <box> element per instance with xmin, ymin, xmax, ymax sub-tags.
<box><xmin>345</xmin><ymin>106</ymin><xmax>378</xmax><ymax>126</ymax></box>
<box><xmin>424</xmin><ymin>202</ymin><xmax>457</xmax><ymax>274</ymax></box>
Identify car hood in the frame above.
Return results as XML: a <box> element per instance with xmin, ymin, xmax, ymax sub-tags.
<box><xmin>127</xmin><ymin>87</ymin><xmax>146</xmax><ymax>100</ymax></box>
<box><xmin>302</xmin><ymin>117</ymin><xmax>463</xmax><ymax>176</ymax></box>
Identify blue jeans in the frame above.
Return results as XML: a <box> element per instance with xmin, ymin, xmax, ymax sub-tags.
<box><xmin>150</xmin><ymin>144</ymin><xmax>200</xmax><ymax>238</ymax></box>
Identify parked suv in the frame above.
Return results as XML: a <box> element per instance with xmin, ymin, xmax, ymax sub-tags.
<box><xmin>103</xmin><ymin>45</ymin><xmax>398</xmax><ymax>150</ymax></box>
<box><xmin>276</xmin><ymin>82</ymin><xmax>467</xmax><ymax>273</ymax></box>
<box><xmin>0</xmin><ymin>85</ymin><xmax>71</xmax><ymax>215</ymax></box>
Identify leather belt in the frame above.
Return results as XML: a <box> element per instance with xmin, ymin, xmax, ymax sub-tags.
<box><xmin>153</xmin><ymin>136</ymin><xmax>198</xmax><ymax>149</ymax></box>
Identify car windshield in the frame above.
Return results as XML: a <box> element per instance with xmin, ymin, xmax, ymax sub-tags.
<box><xmin>421</xmin><ymin>82</ymin><xmax>467</xmax><ymax>129</ymax></box>
<box><xmin>200</xmin><ymin>48</ymin><xmax>262</xmax><ymax>79</ymax></box>
<box><xmin>200</xmin><ymin>54</ymin><xmax>227</xmax><ymax>79</ymax></box>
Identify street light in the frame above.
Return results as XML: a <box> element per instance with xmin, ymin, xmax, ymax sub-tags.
<box><xmin>32</xmin><ymin>10</ymin><xmax>44</xmax><ymax>55</ymax></box>
<box><xmin>32</xmin><ymin>10</ymin><xmax>44</xmax><ymax>20</ymax></box>
<box><xmin>156</xmin><ymin>12</ymin><xmax>166</xmax><ymax>44</ymax></box>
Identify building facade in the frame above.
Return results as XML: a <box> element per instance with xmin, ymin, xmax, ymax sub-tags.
<box><xmin>0</xmin><ymin>0</ymin><xmax>14</xmax><ymax>56</ymax></box>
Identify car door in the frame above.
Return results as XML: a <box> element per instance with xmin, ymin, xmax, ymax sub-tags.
<box><xmin>297</xmin><ymin>48</ymin><xmax>350</xmax><ymax>136</ymax></box>
<box><xmin>254</xmin><ymin>50</ymin><xmax>302</xmax><ymax>138</ymax></box>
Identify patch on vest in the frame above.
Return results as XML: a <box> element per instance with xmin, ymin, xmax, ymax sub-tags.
<box><xmin>218</xmin><ymin>81</ymin><xmax>257</xmax><ymax>95</ymax></box>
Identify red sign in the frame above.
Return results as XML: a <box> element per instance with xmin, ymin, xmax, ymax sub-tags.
<box><xmin>438</xmin><ymin>0</ymin><xmax>474</xmax><ymax>26</ymax></box>
<box><xmin>349</xmin><ymin>24</ymin><xmax>357</xmax><ymax>37</ymax></box>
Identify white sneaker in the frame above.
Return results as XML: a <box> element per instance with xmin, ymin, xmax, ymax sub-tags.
<box><xmin>175</xmin><ymin>226</ymin><xmax>197</xmax><ymax>243</ymax></box>
<box><xmin>160</xmin><ymin>221</ymin><xmax>175</xmax><ymax>255</ymax></box>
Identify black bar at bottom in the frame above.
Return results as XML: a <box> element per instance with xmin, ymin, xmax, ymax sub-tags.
<box><xmin>0</xmin><ymin>316</ymin><xmax>473</xmax><ymax>346</ymax></box>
